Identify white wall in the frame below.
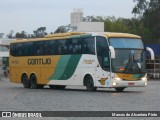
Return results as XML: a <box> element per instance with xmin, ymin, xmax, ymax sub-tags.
<box><xmin>0</xmin><ymin>39</ymin><xmax>14</xmax><ymax>45</ymax></box>
<box><xmin>0</xmin><ymin>52</ymin><xmax>9</xmax><ymax>57</ymax></box>
<box><xmin>77</xmin><ymin>22</ymin><xmax>104</xmax><ymax>32</ymax></box>
<box><xmin>0</xmin><ymin>39</ymin><xmax>15</xmax><ymax>57</ymax></box>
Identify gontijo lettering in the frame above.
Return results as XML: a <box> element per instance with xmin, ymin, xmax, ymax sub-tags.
<box><xmin>28</xmin><ymin>58</ymin><xmax>51</xmax><ymax>65</ymax></box>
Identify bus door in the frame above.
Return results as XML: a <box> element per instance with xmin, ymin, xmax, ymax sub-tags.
<box><xmin>96</xmin><ymin>36</ymin><xmax>111</xmax><ymax>87</ymax></box>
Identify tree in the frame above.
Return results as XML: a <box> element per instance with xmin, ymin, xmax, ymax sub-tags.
<box><xmin>0</xmin><ymin>33</ymin><xmax>4</xmax><ymax>38</ymax></box>
<box><xmin>83</xmin><ymin>16</ymin><xmax>104</xmax><ymax>22</ymax></box>
<box><xmin>132</xmin><ymin>0</ymin><xmax>149</xmax><ymax>18</ymax></box>
<box><xmin>132</xmin><ymin>0</ymin><xmax>160</xmax><ymax>43</ymax></box>
<box><xmin>54</xmin><ymin>24</ymin><xmax>72</xmax><ymax>33</ymax></box>
<box><xmin>7</xmin><ymin>30</ymin><xmax>14</xmax><ymax>38</ymax></box>
<box><xmin>33</xmin><ymin>27</ymin><xmax>47</xmax><ymax>38</ymax></box>
<box><xmin>15</xmin><ymin>31</ymin><xmax>28</xmax><ymax>38</ymax></box>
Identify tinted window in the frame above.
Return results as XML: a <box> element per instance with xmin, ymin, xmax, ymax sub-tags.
<box><xmin>109</xmin><ymin>38</ymin><xmax>144</xmax><ymax>49</ymax></box>
<box><xmin>70</xmin><ymin>38</ymin><xmax>81</xmax><ymax>54</ymax></box>
<box><xmin>22</xmin><ymin>42</ymin><xmax>33</xmax><ymax>56</ymax></box>
<box><xmin>10</xmin><ymin>44</ymin><xmax>15</xmax><ymax>56</ymax></box>
<box><xmin>96</xmin><ymin>36</ymin><xmax>110</xmax><ymax>71</ymax></box>
<box><xmin>10</xmin><ymin>37</ymin><xmax>95</xmax><ymax>56</ymax></box>
<box><xmin>81</xmin><ymin>37</ymin><xmax>95</xmax><ymax>54</ymax></box>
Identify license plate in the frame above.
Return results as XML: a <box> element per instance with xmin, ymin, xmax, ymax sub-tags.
<box><xmin>128</xmin><ymin>82</ymin><xmax>134</xmax><ymax>86</ymax></box>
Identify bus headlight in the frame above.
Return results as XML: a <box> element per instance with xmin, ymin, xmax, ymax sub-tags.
<box><xmin>141</xmin><ymin>77</ymin><xmax>147</xmax><ymax>81</ymax></box>
<box><xmin>112</xmin><ymin>82</ymin><xmax>117</xmax><ymax>86</ymax></box>
<box><xmin>114</xmin><ymin>76</ymin><xmax>122</xmax><ymax>81</ymax></box>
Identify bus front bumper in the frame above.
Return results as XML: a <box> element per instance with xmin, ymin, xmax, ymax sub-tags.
<box><xmin>111</xmin><ymin>80</ymin><xmax>147</xmax><ymax>87</ymax></box>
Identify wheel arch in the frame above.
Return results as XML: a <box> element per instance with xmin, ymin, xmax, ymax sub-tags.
<box><xmin>29</xmin><ymin>72</ymin><xmax>37</xmax><ymax>79</ymax></box>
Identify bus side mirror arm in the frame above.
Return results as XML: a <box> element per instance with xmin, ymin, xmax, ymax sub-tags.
<box><xmin>109</xmin><ymin>46</ymin><xmax>115</xmax><ymax>59</ymax></box>
<box><xmin>146</xmin><ymin>47</ymin><xmax>155</xmax><ymax>60</ymax></box>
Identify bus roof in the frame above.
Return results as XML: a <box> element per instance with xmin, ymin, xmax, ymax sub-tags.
<box><xmin>103</xmin><ymin>32</ymin><xmax>141</xmax><ymax>39</ymax></box>
<box><xmin>10</xmin><ymin>32</ymin><xmax>141</xmax><ymax>43</ymax></box>
<box><xmin>45</xmin><ymin>32</ymin><xmax>141</xmax><ymax>39</ymax></box>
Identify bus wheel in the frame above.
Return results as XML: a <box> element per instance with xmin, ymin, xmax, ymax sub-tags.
<box><xmin>85</xmin><ymin>75</ymin><xmax>97</xmax><ymax>91</ymax></box>
<box><xmin>30</xmin><ymin>74</ymin><xmax>44</xmax><ymax>89</ymax></box>
<box><xmin>22</xmin><ymin>74</ymin><xmax>31</xmax><ymax>88</ymax></box>
<box><xmin>49</xmin><ymin>85</ymin><xmax>66</xmax><ymax>89</ymax></box>
<box><xmin>115</xmin><ymin>87</ymin><xmax>125</xmax><ymax>92</ymax></box>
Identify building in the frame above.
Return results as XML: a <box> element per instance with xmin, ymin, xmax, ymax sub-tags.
<box><xmin>71</xmin><ymin>9</ymin><xmax>83</xmax><ymax>31</ymax></box>
<box><xmin>0</xmin><ymin>39</ymin><xmax>15</xmax><ymax>75</ymax></box>
<box><xmin>77</xmin><ymin>22</ymin><xmax>104</xmax><ymax>32</ymax></box>
<box><xmin>70</xmin><ymin>9</ymin><xmax>104</xmax><ymax>32</ymax></box>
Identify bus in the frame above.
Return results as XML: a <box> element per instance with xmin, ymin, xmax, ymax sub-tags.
<box><xmin>9</xmin><ymin>32</ymin><xmax>154</xmax><ymax>92</ymax></box>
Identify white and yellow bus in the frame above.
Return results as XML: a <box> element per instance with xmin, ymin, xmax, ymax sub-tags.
<box><xmin>9</xmin><ymin>32</ymin><xmax>154</xmax><ymax>91</ymax></box>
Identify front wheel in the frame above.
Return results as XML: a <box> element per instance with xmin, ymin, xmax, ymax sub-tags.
<box><xmin>115</xmin><ymin>87</ymin><xmax>125</xmax><ymax>92</ymax></box>
<box><xmin>85</xmin><ymin>75</ymin><xmax>97</xmax><ymax>91</ymax></box>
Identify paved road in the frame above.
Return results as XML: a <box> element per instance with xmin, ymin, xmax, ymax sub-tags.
<box><xmin>0</xmin><ymin>78</ymin><xmax>160</xmax><ymax>119</ymax></box>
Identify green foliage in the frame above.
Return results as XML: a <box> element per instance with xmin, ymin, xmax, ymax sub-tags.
<box><xmin>83</xmin><ymin>12</ymin><xmax>159</xmax><ymax>44</ymax></box>
<box><xmin>133</xmin><ymin>0</ymin><xmax>160</xmax><ymax>43</ymax></box>
<box><xmin>15</xmin><ymin>31</ymin><xmax>28</xmax><ymax>38</ymax></box>
<box><xmin>0</xmin><ymin>33</ymin><xmax>4</xmax><ymax>38</ymax></box>
<box><xmin>83</xmin><ymin>16</ymin><xmax>143</xmax><ymax>40</ymax></box>
<box><xmin>104</xmin><ymin>17</ymin><xmax>130</xmax><ymax>33</ymax></box>
<box><xmin>15</xmin><ymin>27</ymin><xmax>48</xmax><ymax>38</ymax></box>
<box><xmin>7</xmin><ymin>30</ymin><xmax>14</xmax><ymax>38</ymax></box>
<box><xmin>54</xmin><ymin>24</ymin><xmax>71</xmax><ymax>33</ymax></box>
<box><xmin>33</xmin><ymin>27</ymin><xmax>47</xmax><ymax>38</ymax></box>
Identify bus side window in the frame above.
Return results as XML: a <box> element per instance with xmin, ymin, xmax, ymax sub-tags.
<box><xmin>50</xmin><ymin>41</ymin><xmax>55</xmax><ymax>55</ymax></box>
<box><xmin>81</xmin><ymin>37</ymin><xmax>95</xmax><ymax>54</ymax></box>
<box><xmin>36</xmin><ymin>41</ymin><xmax>43</xmax><ymax>55</ymax></box>
<box><xmin>17</xmin><ymin>44</ymin><xmax>22</xmax><ymax>56</ymax></box>
<box><xmin>29</xmin><ymin>42</ymin><xmax>34</xmax><ymax>56</ymax></box>
<box><xmin>44</xmin><ymin>41</ymin><xmax>51</xmax><ymax>55</ymax></box>
<box><xmin>56</xmin><ymin>39</ymin><xmax>67</xmax><ymax>55</ymax></box>
<box><xmin>72</xmin><ymin>39</ymin><xmax>78</xmax><ymax>54</ymax></box>
<box><xmin>77</xmin><ymin>40</ymin><xmax>82</xmax><ymax>54</ymax></box>
<box><xmin>68</xmin><ymin>41</ymin><xmax>73</xmax><ymax>54</ymax></box>
<box><xmin>10</xmin><ymin>44</ymin><xmax>15</xmax><ymax>56</ymax></box>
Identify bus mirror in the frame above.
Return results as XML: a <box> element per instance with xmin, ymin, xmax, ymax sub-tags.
<box><xmin>109</xmin><ymin>46</ymin><xmax>115</xmax><ymax>59</ymax></box>
<box><xmin>146</xmin><ymin>47</ymin><xmax>155</xmax><ymax>60</ymax></box>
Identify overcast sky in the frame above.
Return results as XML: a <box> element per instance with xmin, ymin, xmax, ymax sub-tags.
<box><xmin>0</xmin><ymin>0</ymin><xmax>136</xmax><ymax>36</ymax></box>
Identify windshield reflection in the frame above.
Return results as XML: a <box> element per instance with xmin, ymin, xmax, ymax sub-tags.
<box><xmin>112</xmin><ymin>49</ymin><xmax>146</xmax><ymax>73</ymax></box>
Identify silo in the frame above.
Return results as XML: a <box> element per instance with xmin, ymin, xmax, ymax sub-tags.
<box><xmin>71</xmin><ymin>9</ymin><xmax>83</xmax><ymax>31</ymax></box>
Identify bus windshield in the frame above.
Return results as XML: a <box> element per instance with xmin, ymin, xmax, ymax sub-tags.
<box><xmin>109</xmin><ymin>38</ymin><xmax>144</xmax><ymax>49</ymax></box>
<box><xmin>109</xmin><ymin>38</ymin><xmax>146</xmax><ymax>74</ymax></box>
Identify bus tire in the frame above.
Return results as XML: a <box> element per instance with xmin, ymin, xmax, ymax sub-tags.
<box><xmin>30</xmin><ymin>74</ymin><xmax>44</xmax><ymax>89</ymax></box>
<box><xmin>49</xmin><ymin>85</ymin><xmax>66</xmax><ymax>89</ymax></box>
<box><xmin>22</xmin><ymin>74</ymin><xmax>31</xmax><ymax>88</ymax></box>
<box><xmin>84</xmin><ymin>75</ymin><xmax>97</xmax><ymax>91</ymax></box>
<box><xmin>115</xmin><ymin>87</ymin><xmax>125</xmax><ymax>92</ymax></box>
